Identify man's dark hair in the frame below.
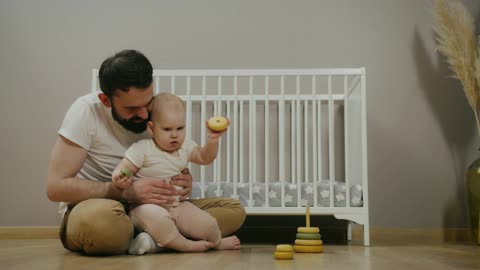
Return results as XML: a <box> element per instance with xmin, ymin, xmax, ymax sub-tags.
<box><xmin>98</xmin><ymin>50</ymin><xmax>153</xmax><ymax>97</ymax></box>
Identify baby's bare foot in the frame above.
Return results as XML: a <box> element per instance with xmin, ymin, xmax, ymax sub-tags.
<box><xmin>215</xmin><ymin>236</ymin><xmax>241</xmax><ymax>250</ymax></box>
<box><xmin>186</xmin><ymin>240</ymin><xmax>214</xmax><ymax>252</ymax></box>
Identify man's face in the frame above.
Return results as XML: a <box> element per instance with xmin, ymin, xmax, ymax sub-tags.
<box><xmin>110</xmin><ymin>84</ymin><xmax>154</xmax><ymax>134</ymax></box>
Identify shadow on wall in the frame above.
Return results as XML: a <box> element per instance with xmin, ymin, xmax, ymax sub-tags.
<box><xmin>412</xmin><ymin>27</ymin><xmax>475</xmax><ymax>235</ymax></box>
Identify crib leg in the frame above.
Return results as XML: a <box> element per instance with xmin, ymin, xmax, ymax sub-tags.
<box><xmin>334</xmin><ymin>213</ymin><xmax>370</xmax><ymax>246</ymax></box>
<box><xmin>347</xmin><ymin>222</ymin><xmax>352</xmax><ymax>241</ymax></box>
<box><xmin>363</xmin><ymin>221</ymin><xmax>370</xmax><ymax>246</ymax></box>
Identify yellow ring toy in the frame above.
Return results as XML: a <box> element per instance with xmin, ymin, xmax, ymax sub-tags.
<box><xmin>274</xmin><ymin>251</ymin><xmax>294</xmax><ymax>259</ymax></box>
<box><xmin>294</xmin><ymin>245</ymin><xmax>324</xmax><ymax>253</ymax></box>
<box><xmin>294</xmin><ymin>239</ymin><xmax>323</xmax><ymax>246</ymax></box>
<box><xmin>275</xmin><ymin>244</ymin><xmax>293</xmax><ymax>252</ymax></box>
<box><xmin>297</xmin><ymin>227</ymin><xmax>320</xmax><ymax>233</ymax></box>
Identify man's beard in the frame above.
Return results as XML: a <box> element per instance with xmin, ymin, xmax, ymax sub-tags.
<box><xmin>111</xmin><ymin>105</ymin><xmax>149</xmax><ymax>134</ymax></box>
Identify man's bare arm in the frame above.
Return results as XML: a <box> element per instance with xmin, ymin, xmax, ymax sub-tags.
<box><xmin>46</xmin><ymin>136</ymin><xmax>122</xmax><ymax>203</ymax></box>
<box><xmin>46</xmin><ymin>136</ymin><xmax>177</xmax><ymax>205</ymax></box>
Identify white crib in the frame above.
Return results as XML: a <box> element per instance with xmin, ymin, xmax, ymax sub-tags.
<box><xmin>92</xmin><ymin>68</ymin><xmax>370</xmax><ymax>246</ymax></box>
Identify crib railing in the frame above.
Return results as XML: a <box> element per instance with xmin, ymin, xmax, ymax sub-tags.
<box><xmin>91</xmin><ymin>68</ymin><xmax>370</xmax><ymax>246</ymax></box>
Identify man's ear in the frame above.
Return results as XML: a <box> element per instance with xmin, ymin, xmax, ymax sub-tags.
<box><xmin>98</xmin><ymin>93</ymin><xmax>112</xmax><ymax>108</ymax></box>
<box><xmin>147</xmin><ymin>121</ymin><xmax>154</xmax><ymax>136</ymax></box>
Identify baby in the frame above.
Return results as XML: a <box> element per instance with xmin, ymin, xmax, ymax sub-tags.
<box><xmin>112</xmin><ymin>92</ymin><xmax>240</xmax><ymax>254</ymax></box>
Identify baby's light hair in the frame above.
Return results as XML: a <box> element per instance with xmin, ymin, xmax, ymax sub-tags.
<box><xmin>151</xmin><ymin>92</ymin><xmax>185</xmax><ymax>122</ymax></box>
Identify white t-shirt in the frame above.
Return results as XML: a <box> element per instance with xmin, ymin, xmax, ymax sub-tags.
<box><xmin>57</xmin><ymin>92</ymin><xmax>150</xmax><ymax>215</ymax></box>
<box><xmin>126</xmin><ymin>139</ymin><xmax>197</xmax><ymax>180</ymax></box>
<box><xmin>125</xmin><ymin>138</ymin><xmax>197</xmax><ymax>206</ymax></box>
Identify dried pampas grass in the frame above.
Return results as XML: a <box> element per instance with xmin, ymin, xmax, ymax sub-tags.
<box><xmin>476</xmin><ymin>46</ymin><xmax>480</xmax><ymax>106</ymax></box>
<box><xmin>433</xmin><ymin>0</ymin><xmax>480</xmax><ymax>135</ymax></box>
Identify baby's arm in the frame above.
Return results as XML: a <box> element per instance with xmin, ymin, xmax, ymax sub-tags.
<box><xmin>189</xmin><ymin>142</ymin><xmax>218</xmax><ymax>165</ymax></box>
<box><xmin>190</xmin><ymin>119</ymin><xmax>229</xmax><ymax>165</ymax></box>
<box><xmin>112</xmin><ymin>158</ymin><xmax>139</xmax><ymax>189</ymax></box>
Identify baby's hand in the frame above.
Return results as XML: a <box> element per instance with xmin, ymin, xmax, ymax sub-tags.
<box><xmin>206</xmin><ymin>117</ymin><xmax>230</xmax><ymax>141</ymax></box>
<box><xmin>112</xmin><ymin>168</ymin><xmax>133</xmax><ymax>189</ymax></box>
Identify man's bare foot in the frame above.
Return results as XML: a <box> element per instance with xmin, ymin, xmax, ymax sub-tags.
<box><xmin>215</xmin><ymin>236</ymin><xmax>241</xmax><ymax>250</ymax></box>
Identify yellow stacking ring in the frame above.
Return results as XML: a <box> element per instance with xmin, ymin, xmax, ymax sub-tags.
<box><xmin>274</xmin><ymin>251</ymin><xmax>294</xmax><ymax>259</ymax></box>
<box><xmin>294</xmin><ymin>245</ymin><xmax>324</xmax><ymax>253</ymax></box>
<box><xmin>275</xmin><ymin>244</ymin><xmax>293</xmax><ymax>252</ymax></box>
<box><xmin>294</xmin><ymin>239</ymin><xmax>323</xmax><ymax>246</ymax></box>
<box><xmin>296</xmin><ymin>233</ymin><xmax>321</xmax><ymax>240</ymax></box>
<box><xmin>297</xmin><ymin>227</ymin><xmax>320</xmax><ymax>233</ymax></box>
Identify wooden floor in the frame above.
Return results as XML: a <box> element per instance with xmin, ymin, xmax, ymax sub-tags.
<box><xmin>1</xmin><ymin>237</ymin><xmax>479</xmax><ymax>270</ymax></box>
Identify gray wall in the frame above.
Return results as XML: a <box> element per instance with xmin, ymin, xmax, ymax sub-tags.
<box><xmin>1</xmin><ymin>0</ymin><xmax>479</xmax><ymax>228</ymax></box>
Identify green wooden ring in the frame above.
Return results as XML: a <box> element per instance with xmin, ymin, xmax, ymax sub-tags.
<box><xmin>121</xmin><ymin>168</ymin><xmax>132</xmax><ymax>177</ymax></box>
<box><xmin>296</xmin><ymin>233</ymin><xmax>321</xmax><ymax>240</ymax></box>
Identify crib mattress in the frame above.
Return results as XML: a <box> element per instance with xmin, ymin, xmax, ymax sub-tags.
<box><xmin>191</xmin><ymin>180</ymin><xmax>363</xmax><ymax>207</ymax></box>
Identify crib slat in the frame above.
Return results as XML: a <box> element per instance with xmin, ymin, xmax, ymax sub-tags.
<box><xmin>304</xmin><ymin>100</ymin><xmax>308</xmax><ymax>184</ymax></box>
<box><xmin>248</xmin><ymin>76</ymin><xmax>254</xmax><ymax>206</ymax></box>
<box><xmin>280</xmin><ymin>76</ymin><xmax>286</xmax><ymax>207</ymax></box>
<box><xmin>91</xmin><ymin>69</ymin><xmax>97</xmax><ymax>93</ymax></box>
<box><xmin>252</xmin><ymin>76</ymin><xmax>257</xmax><ymax>184</ymax></box>
<box><xmin>213</xmin><ymin>77</ymin><xmax>219</xmax><ymax>184</ymax></box>
<box><xmin>291</xmin><ymin>101</ymin><xmax>295</xmax><ymax>186</ymax></box>
<box><xmin>200</xmin><ymin>76</ymin><xmax>206</xmax><ymax>198</ymax></box>
<box><xmin>215</xmin><ymin>77</ymin><xmax>222</xmax><ymax>196</ymax></box>
<box><xmin>171</xmin><ymin>77</ymin><xmax>175</xmax><ymax>94</ymax></box>
<box><xmin>317</xmin><ymin>100</ymin><xmax>322</xmax><ymax>202</ymax></box>
<box><xmin>240</xmin><ymin>99</ymin><xmax>244</xmax><ymax>184</ymax></box>
<box><xmin>264</xmin><ymin>76</ymin><xmax>270</xmax><ymax>207</ymax></box>
<box><xmin>328</xmin><ymin>75</ymin><xmax>334</xmax><ymax>207</ymax></box>
<box><xmin>344</xmin><ymin>75</ymin><xmax>350</xmax><ymax>207</ymax></box>
<box><xmin>296</xmin><ymin>76</ymin><xmax>301</xmax><ymax>207</ymax></box>
<box><xmin>217</xmin><ymin>77</ymin><xmax>223</xmax><ymax>194</ymax></box>
<box><xmin>186</xmin><ymin>76</ymin><xmax>192</xmax><ymax>141</ymax></box>
<box><xmin>233</xmin><ymin>76</ymin><xmax>239</xmax><ymax>198</ymax></box>
<box><xmin>226</xmin><ymin>100</ymin><xmax>231</xmax><ymax>184</ymax></box>
<box><xmin>155</xmin><ymin>76</ymin><xmax>160</xmax><ymax>94</ymax></box>
<box><xmin>312</xmin><ymin>76</ymin><xmax>318</xmax><ymax>207</ymax></box>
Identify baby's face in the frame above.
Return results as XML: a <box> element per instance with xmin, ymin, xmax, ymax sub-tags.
<box><xmin>151</xmin><ymin>109</ymin><xmax>186</xmax><ymax>153</ymax></box>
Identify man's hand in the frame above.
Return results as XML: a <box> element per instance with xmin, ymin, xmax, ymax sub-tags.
<box><xmin>122</xmin><ymin>178</ymin><xmax>177</xmax><ymax>205</ymax></box>
<box><xmin>171</xmin><ymin>168</ymin><xmax>193</xmax><ymax>201</ymax></box>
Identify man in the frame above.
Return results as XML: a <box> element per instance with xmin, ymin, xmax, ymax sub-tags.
<box><xmin>46</xmin><ymin>50</ymin><xmax>246</xmax><ymax>255</ymax></box>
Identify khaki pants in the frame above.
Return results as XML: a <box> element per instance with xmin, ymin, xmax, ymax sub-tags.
<box><xmin>59</xmin><ymin>197</ymin><xmax>246</xmax><ymax>255</ymax></box>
